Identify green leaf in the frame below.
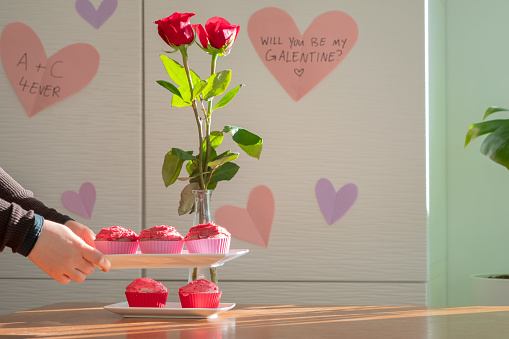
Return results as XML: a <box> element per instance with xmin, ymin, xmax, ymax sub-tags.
<box><xmin>208</xmin><ymin>162</ymin><xmax>240</xmax><ymax>183</ymax></box>
<box><xmin>205</xmin><ymin>131</ymin><xmax>224</xmax><ymax>150</ymax></box>
<box><xmin>465</xmin><ymin>120</ymin><xmax>502</xmax><ymax>147</ymax></box>
<box><xmin>223</xmin><ymin>126</ymin><xmax>263</xmax><ymax>159</ymax></box>
<box><xmin>208</xmin><ymin>152</ymin><xmax>239</xmax><ymax>167</ymax></box>
<box><xmin>465</xmin><ymin>119</ymin><xmax>509</xmax><ymax>170</ymax></box>
<box><xmin>484</xmin><ymin>107</ymin><xmax>509</xmax><ymax>120</ymax></box>
<box><xmin>178</xmin><ymin>182</ymin><xmax>201</xmax><ymax>215</ymax></box>
<box><xmin>186</xmin><ymin>160</ymin><xmax>197</xmax><ymax>175</ymax></box>
<box><xmin>160</xmin><ymin>55</ymin><xmax>188</xmax><ymax>87</ymax></box>
<box><xmin>172</xmin><ymin>86</ymin><xmax>191</xmax><ymax>107</ymax></box>
<box><xmin>189</xmin><ymin>69</ymin><xmax>201</xmax><ymax>88</ymax></box>
<box><xmin>171</xmin><ymin>148</ymin><xmax>195</xmax><ymax>160</ymax></box>
<box><xmin>156</xmin><ymin>80</ymin><xmax>183</xmax><ymax>99</ymax></box>
<box><xmin>202</xmin><ymin>70</ymin><xmax>232</xmax><ymax>101</ymax></box>
<box><xmin>162</xmin><ymin>150</ymin><xmax>186</xmax><ymax>187</ymax></box>
<box><xmin>192</xmin><ymin>80</ymin><xmax>208</xmax><ymax>100</ymax></box>
<box><xmin>213</xmin><ymin>84</ymin><xmax>244</xmax><ymax>110</ymax></box>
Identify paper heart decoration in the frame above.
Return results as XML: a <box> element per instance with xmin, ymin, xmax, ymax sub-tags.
<box><xmin>0</xmin><ymin>22</ymin><xmax>100</xmax><ymax>117</ymax></box>
<box><xmin>75</xmin><ymin>0</ymin><xmax>118</xmax><ymax>29</ymax></box>
<box><xmin>62</xmin><ymin>182</ymin><xmax>96</xmax><ymax>219</ymax></box>
<box><xmin>248</xmin><ymin>7</ymin><xmax>358</xmax><ymax>101</ymax></box>
<box><xmin>315</xmin><ymin>178</ymin><xmax>357</xmax><ymax>225</ymax></box>
<box><xmin>215</xmin><ymin>186</ymin><xmax>274</xmax><ymax>248</ymax></box>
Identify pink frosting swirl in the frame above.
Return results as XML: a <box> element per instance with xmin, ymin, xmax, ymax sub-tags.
<box><xmin>95</xmin><ymin>226</ymin><xmax>138</xmax><ymax>241</ymax></box>
<box><xmin>184</xmin><ymin>222</ymin><xmax>230</xmax><ymax>241</ymax></box>
<box><xmin>126</xmin><ymin>278</ymin><xmax>167</xmax><ymax>293</ymax></box>
<box><xmin>179</xmin><ymin>279</ymin><xmax>218</xmax><ymax>295</ymax></box>
<box><xmin>139</xmin><ymin>225</ymin><xmax>183</xmax><ymax>241</ymax></box>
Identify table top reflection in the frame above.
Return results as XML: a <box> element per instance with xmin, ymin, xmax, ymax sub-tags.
<box><xmin>2</xmin><ymin>302</ymin><xmax>509</xmax><ymax>338</ymax></box>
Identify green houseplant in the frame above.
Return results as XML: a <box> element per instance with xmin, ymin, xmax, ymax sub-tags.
<box><xmin>465</xmin><ymin>106</ymin><xmax>509</xmax><ymax>169</ymax></box>
<box><xmin>465</xmin><ymin>106</ymin><xmax>509</xmax><ymax>305</ymax></box>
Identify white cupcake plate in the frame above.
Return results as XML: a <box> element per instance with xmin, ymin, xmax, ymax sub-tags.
<box><xmin>105</xmin><ymin>249</ymin><xmax>248</xmax><ymax>269</ymax></box>
<box><xmin>103</xmin><ymin>301</ymin><xmax>235</xmax><ymax>319</ymax></box>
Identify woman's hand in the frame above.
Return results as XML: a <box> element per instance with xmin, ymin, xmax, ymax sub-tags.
<box><xmin>64</xmin><ymin>220</ymin><xmax>96</xmax><ymax>247</ymax></box>
<box><xmin>28</xmin><ymin>220</ymin><xmax>111</xmax><ymax>284</ymax></box>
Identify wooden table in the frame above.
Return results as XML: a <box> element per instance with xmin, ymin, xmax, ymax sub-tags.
<box><xmin>2</xmin><ymin>303</ymin><xmax>509</xmax><ymax>338</ymax></box>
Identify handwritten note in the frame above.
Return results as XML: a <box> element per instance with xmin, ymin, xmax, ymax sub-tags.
<box><xmin>248</xmin><ymin>8</ymin><xmax>358</xmax><ymax>101</ymax></box>
<box><xmin>0</xmin><ymin>22</ymin><xmax>100</xmax><ymax>117</ymax></box>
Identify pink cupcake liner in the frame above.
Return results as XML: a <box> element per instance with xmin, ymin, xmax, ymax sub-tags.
<box><xmin>94</xmin><ymin>240</ymin><xmax>139</xmax><ymax>255</ymax></box>
<box><xmin>179</xmin><ymin>291</ymin><xmax>222</xmax><ymax>308</ymax></box>
<box><xmin>185</xmin><ymin>238</ymin><xmax>230</xmax><ymax>254</ymax></box>
<box><xmin>125</xmin><ymin>292</ymin><xmax>169</xmax><ymax>308</ymax></box>
<box><xmin>139</xmin><ymin>240</ymin><xmax>184</xmax><ymax>254</ymax></box>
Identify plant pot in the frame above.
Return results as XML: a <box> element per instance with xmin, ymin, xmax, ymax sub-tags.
<box><xmin>471</xmin><ymin>273</ymin><xmax>509</xmax><ymax>305</ymax></box>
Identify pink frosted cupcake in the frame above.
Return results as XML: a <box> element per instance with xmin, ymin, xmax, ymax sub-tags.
<box><xmin>125</xmin><ymin>278</ymin><xmax>169</xmax><ymax>308</ymax></box>
<box><xmin>139</xmin><ymin>225</ymin><xmax>184</xmax><ymax>254</ymax></box>
<box><xmin>179</xmin><ymin>279</ymin><xmax>222</xmax><ymax>308</ymax></box>
<box><xmin>184</xmin><ymin>222</ymin><xmax>231</xmax><ymax>254</ymax></box>
<box><xmin>94</xmin><ymin>226</ymin><xmax>139</xmax><ymax>254</ymax></box>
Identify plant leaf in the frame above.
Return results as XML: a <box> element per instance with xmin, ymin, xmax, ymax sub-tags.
<box><xmin>208</xmin><ymin>152</ymin><xmax>239</xmax><ymax>167</ymax></box>
<box><xmin>192</xmin><ymin>80</ymin><xmax>208</xmax><ymax>100</ymax></box>
<box><xmin>208</xmin><ymin>162</ymin><xmax>240</xmax><ymax>183</ymax></box>
<box><xmin>465</xmin><ymin>120</ymin><xmax>503</xmax><ymax>147</ymax></box>
<box><xmin>203</xmin><ymin>131</ymin><xmax>224</xmax><ymax>150</ymax></box>
<box><xmin>483</xmin><ymin>107</ymin><xmax>509</xmax><ymax>120</ymax></box>
<box><xmin>171</xmin><ymin>148</ymin><xmax>195</xmax><ymax>160</ymax></box>
<box><xmin>186</xmin><ymin>160</ymin><xmax>197</xmax><ymax>175</ymax></box>
<box><xmin>162</xmin><ymin>150</ymin><xmax>186</xmax><ymax>187</ymax></box>
<box><xmin>160</xmin><ymin>55</ymin><xmax>188</xmax><ymax>87</ymax></box>
<box><xmin>202</xmin><ymin>70</ymin><xmax>232</xmax><ymax>101</ymax></box>
<box><xmin>213</xmin><ymin>84</ymin><xmax>244</xmax><ymax>110</ymax></box>
<box><xmin>189</xmin><ymin>69</ymin><xmax>201</xmax><ymax>88</ymax></box>
<box><xmin>223</xmin><ymin>126</ymin><xmax>263</xmax><ymax>159</ymax></box>
<box><xmin>479</xmin><ymin>121</ymin><xmax>509</xmax><ymax>170</ymax></box>
<box><xmin>172</xmin><ymin>86</ymin><xmax>191</xmax><ymax>107</ymax></box>
<box><xmin>178</xmin><ymin>182</ymin><xmax>201</xmax><ymax>215</ymax></box>
<box><xmin>156</xmin><ymin>80</ymin><xmax>183</xmax><ymax>99</ymax></box>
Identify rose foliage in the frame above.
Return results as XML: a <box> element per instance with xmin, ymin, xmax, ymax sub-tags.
<box><xmin>155</xmin><ymin>12</ymin><xmax>263</xmax><ymax>215</ymax></box>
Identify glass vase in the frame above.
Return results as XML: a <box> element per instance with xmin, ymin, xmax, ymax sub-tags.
<box><xmin>192</xmin><ymin>189</ymin><xmax>212</xmax><ymax>225</ymax></box>
<box><xmin>189</xmin><ymin>190</ymin><xmax>218</xmax><ymax>284</ymax></box>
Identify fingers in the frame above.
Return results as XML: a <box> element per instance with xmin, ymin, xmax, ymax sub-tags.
<box><xmin>82</xmin><ymin>228</ymin><xmax>96</xmax><ymax>248</ymax></box>
<box><xmin>82</xmin><ymin>246</ymin><xmax>112</xmax><ymax>272</ymax></box>
<box><xmin>67</xmin><ymin>269</ymin><xmax>87</xmax><ymax>283</ymax></box>
<box><xmin>53</xmin><ymin>274</ymin><xmax>71</xmax><ymax>284</ymax></box>
<box><xmin>76</xmin><ymin>260</ymin><xmax>95</xmax><ymax>276</ymax></box>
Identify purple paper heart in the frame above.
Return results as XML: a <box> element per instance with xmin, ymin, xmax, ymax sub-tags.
<box><xmin>75</xmin><ymin>0</ymin><xmax>118</xmax><ymax>29</ymax></box>
<box><xmin>315</xmin><ymin>178</ymin><xmax>358</xmax><ymax>225</ymax></box>
<box><xmin>62</xmin><ymin>182</ymin><xmax>96</xmax><ymax>219</ymax></box>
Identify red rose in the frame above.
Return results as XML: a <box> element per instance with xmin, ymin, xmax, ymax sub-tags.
<box><xmin>194</xmin><ymin>17</ymin><xmax>240</xmax><ymax>54</ymax></box>
<box><xmin>155</xmin><ymin>12</ymin><xmax>195</xmax><ymax>47</ymax></box>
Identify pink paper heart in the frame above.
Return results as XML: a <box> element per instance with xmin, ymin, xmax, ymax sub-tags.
<box><xmin>62</xmin><ymin>182</ymin><xmax>96</xmax><ymax>219</ymax></box>
<box><xmin>75</xmin><ymin>0</ymin><xmax>118</xmax><ymax>29</ymax></box>
<box><xmin>215</xmin><ymin>186</ymin><xmax>274</xmax><ymax>248</ymax></box>
<box><xmin>248</xmin><ymin>7</ymin><xmax>358</xmax><ymax>101</ymax></box>
<box><xmin>315</xmin><ymin>178</ymin><xmax>357</xmax><ymax>225</ymax></box>
<box><xmin>0</xmin><ymin>22</ymin><xmax>100</xmax><ymax>117</ymax></box>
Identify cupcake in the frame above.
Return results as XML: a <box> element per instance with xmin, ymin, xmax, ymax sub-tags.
<box><xmin>94</xmin><ymin>226</ymin><xmax>139</xmax><ymax>254</ymax></box>
<box><xmin>139</xmin><ymin>225</ymin><xmax>184</xmax><ymax>254</ymax></box>
<box><xmin>184</xmin><ymin>222</ymin><xmax>231</xmax><ymax>254</ymax></box>
<box><xmin>179</xmin><ymin>279</ymin><xmax>222</xmax><ymax>308</ymax></box>
<box><xmin>125</xmin><ymin>278</ymin><xmax>169</xmax><ymax>308</ymax></box>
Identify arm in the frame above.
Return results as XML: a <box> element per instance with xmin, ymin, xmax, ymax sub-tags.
<box><xmin>0</xmin><ymin>197</ymin><xmax>110</xmax><ymax>283</ymax></box>
<box><xmin>0</xmin><ymin>167</ymin><xmax>95</xmax><ymax>246</ymax></box>
<box><xmin>0</xmin><ymin>167</ymin><xmax>73</xmax><ymax>225</ymax></box>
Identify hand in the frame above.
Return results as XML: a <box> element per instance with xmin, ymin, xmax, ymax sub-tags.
<box><xmin>64</xmin><ymin>220</ymin><xmax>96</xmax><ymax>247</ymax></box>
<box><xmin>28</xmin><ymin>220</ymin><xmax>111</xmax><ymax>284</ymax></box>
